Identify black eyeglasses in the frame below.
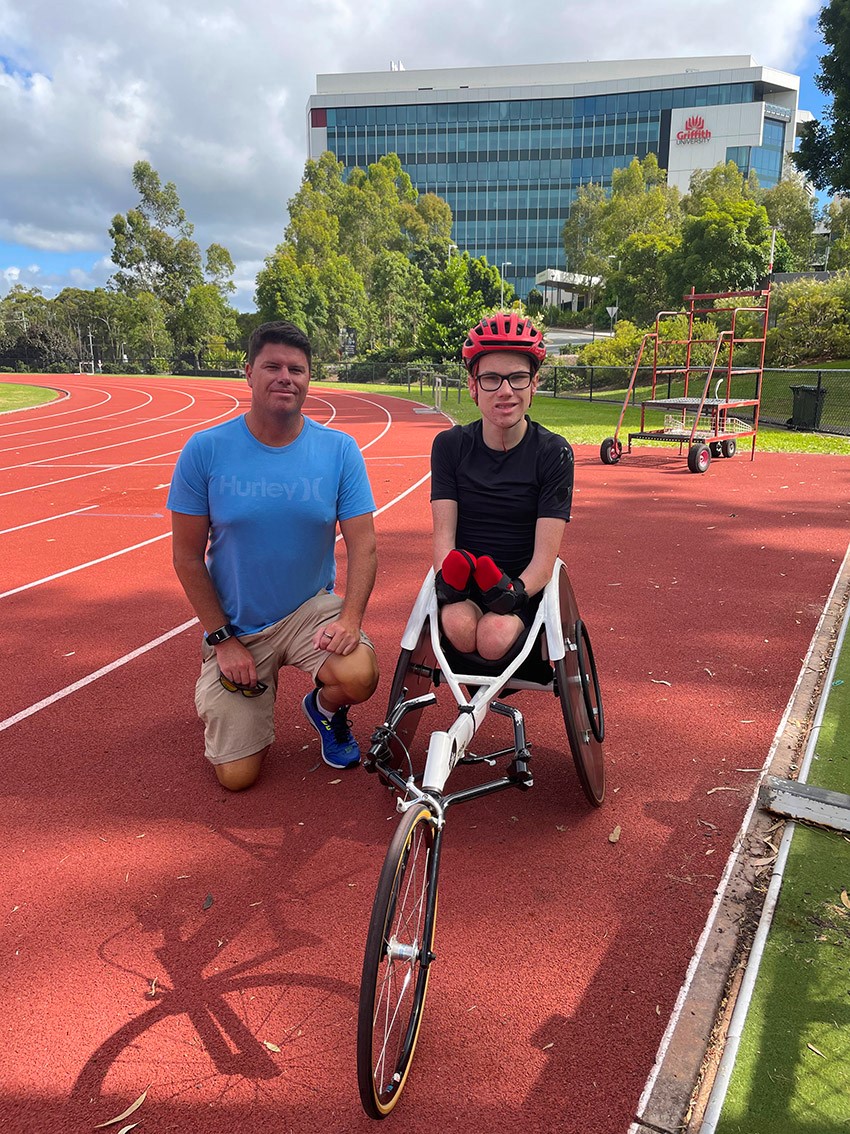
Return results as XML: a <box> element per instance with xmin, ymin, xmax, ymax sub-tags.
<box><xmin>475</xmin><ymin>371</ymin><xmax>533</xmax><ymax>391</ymax></box>
<box><xmin>219</xmin><ymin>674</ymin><xmax>268</xmax><ymax>698</ymax></box>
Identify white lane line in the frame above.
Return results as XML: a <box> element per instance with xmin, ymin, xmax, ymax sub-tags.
<box><xmin>3</xmin><ymin>446</ymin><xmax>432</xmax><ymax>732</ymax></box>
<box><xmin>0</xmin><ymin>387</ymin><xmax>155</xmax><ymax>451</ymax></box>
<box><xmin>0</xmin><ymin>504</ymin><xmax>98</xmax><ymax>536</ymax></box>
<box><xmin>0</xmin><ymin>383</ymin><xmax>242</xmax><ymax>494</ymax></box>
<box><xmin>0</xmin><ymin>618</ymin><xmax>199</xmax><ymax>733</ymax></box>
<box><xmin>0</xmin><ymin>387</ymin><xmax>201</xmax><ymax>471</ymax></box>
<box><xmin>0</xmin><ymin>388</ymin><xmax>397</xmax><ymax>585</ymax></box>
<box><xmin>0</xmin><ymin>448</ymin><xmax>184</xmax><ymax>496</ymax></box>
<box><xmin>0</xmin><ymin>532</ymin><xmax>171</xmax><ymax>599</ymax></box>
<box><xmin>374</xmin><ymin>471</ymin><xmax>431</xmax><ymax>516</ymax></box>
<box><xmin>0</xmin><ymin>385</ymin><xmax>103</xmax><ymax>432</ymax></box>
<box><xmin>306</xmin><ymin>394</ymin><xmax>337</xmax><ymax>426</ymax></box>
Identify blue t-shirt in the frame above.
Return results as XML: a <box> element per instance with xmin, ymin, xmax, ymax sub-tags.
<box><xmin>167</xmin><ymin>414</ymin><xmax>376</xmax><ymax>634</ymax></box>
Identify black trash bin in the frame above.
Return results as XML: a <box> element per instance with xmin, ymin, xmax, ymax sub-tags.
<box><xmin>789</xmin><ymin>384</ymin><xmax>826</xmax><ymax>430</ymax></box>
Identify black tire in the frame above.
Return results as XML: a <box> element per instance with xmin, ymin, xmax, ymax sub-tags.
<box><xmin>600</xmin><ymin>437</ymin><xmax>621</xmax><ymax>465</ymax></box>
<box><xmin>687</xmin><ymin>442</ymin><xmax>711</xmax><ymax>474</ymax></box>
<box><xmin>575</xmin><ymin>619</ymin><xmax>604</xmax><ymax>744</ymax></box>
<box><xmin>709</xmin><ymin>441</ymin><xmax>723</xmax><ymax>458</ymax></box>
<box><xmin>554</xmin><ymin>564</ymin><xmax>605</xmax><ymax>806</ymax></box>
<box><xmin>357</xmin><ymin>803</ymin><xmax>439</xmax><ymax>1118</ymax></box>
<box><xmin>721</xmin><ymin>438</ymin><xmax>737</xmax><ymax>458</ymax></box>
<box><xmin>385</xmin><ymin>625</ymin><xmax>437</xmax><ymax>765</ymax></box>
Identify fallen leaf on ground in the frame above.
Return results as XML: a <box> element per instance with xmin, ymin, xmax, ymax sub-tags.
<box><xmin>608</xmin><ymin>825</ymin><xmax>621</xmax><ymax>844</ymax></box>
<box><xmin>94</xmin><ymin>1088</ymin><xmax>148</xmax><ymax>1127</ymax></box>
<box><xmin>263</xmin><ymin>1040</ymin><xmax>281</xmax><ymax>1052</ymax></box>
<box><xmin>750</xmin><ymin>855</ymin><xmax>778</xmax><ymax>867</ymax></box>
<box><xmin>706</xmin><ymin>786</ymin><xmax>741</xmax><ymax>794</ymax></box>
<box><xmin>203</xmin><ymin>894</ymin><xmax>214</xmax><ymax>910</ymax></box>
<box><xmin>840</xmin><ymin>890</ymin><xmax>850</xmax><ymax>910</ymax></box>
<box><xmin>806</xmin><ymin>1043</ymin><xmax>826</xmax><ymax>1058</ymax></box>
<box><xmin>651</xmin><ymin>679</ymin><xmax>672</xmax><ymax>686</ymax></box>
<box><xmin>328</xmin><ymin>779</ymin><xmax>342</xmax><ymax>785</ymax></box>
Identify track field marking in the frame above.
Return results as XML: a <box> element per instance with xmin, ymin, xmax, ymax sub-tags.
<box><xmin>0</xmin><ymin>504</ymin><xmax>98</xmax><ymax>535</ymax></box>
<box><xmin>1</xmin><ymin>466</ymin><xmax>433</xmax><ymax>732</ymax></box>
<box><xmin>0</xmin><ymin>532</ymin><xmax>171</xmax><ymax>599</ymax></box>
<box><xmin>0</xmin><ymin>388</ymin><xmax>154</xmax><ymax>450</ymax></box>
<box><xmin>0</xmin><ymin>389</ymin><xmax>192</xmax><ymax>457</ymax></box>
<box><xmin>0</xmin><ymin>389</ymin><xmax>202</xmax><ymax>472</ymax></box>
<box><xmin>0</xmin><ymin>385</ymin><xmax>379</xmax><ymax>497</ymax></box>
<box><xmin>0</xmin><ymin>405</ymin><xmax>408</xmax><ymax>594</ymax></box>
<box><xmin>0</xmin><ymin>392</ymin><xmax>241</xmax><ymax>497</ymax></box>
<box><xmin>0</xmin><ymin>618</ymin><xmax>199</xmax><ymax>734</ymax></box>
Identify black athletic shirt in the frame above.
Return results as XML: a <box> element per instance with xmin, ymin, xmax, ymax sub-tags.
<box><xmin>430</xmin><ymin>418</ymin><xmax>574</xmax><ymax>578</ymax></box>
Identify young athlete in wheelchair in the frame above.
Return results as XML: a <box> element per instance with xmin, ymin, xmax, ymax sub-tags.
<box><xmin>357</xmin><ymin>313</ymin><xmax>605</xmax><ymax>1118</ymax></box>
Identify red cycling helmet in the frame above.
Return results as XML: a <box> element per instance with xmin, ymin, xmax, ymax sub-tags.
<box><xmin>462</xmin><ymin>311</ymin><xmax>546</xmax><ymax>373</ymax></box>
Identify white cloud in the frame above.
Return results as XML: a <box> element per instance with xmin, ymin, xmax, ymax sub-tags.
<box><xmin>0</xmin><ymin>0</ymin><xmax>825</xmax><ymax>307</ymax></box>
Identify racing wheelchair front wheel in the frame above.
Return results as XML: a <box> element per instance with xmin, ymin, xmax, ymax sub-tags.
<box><xmin>357</xmin><ymin>802</ymin><xmax>439</xmax><ymax>1118</ymax></box>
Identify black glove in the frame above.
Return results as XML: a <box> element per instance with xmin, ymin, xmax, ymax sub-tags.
<box><xmin>474</xmin><ymin>556</ymin><xmax>529</xmax><ymax>615</ymax></box>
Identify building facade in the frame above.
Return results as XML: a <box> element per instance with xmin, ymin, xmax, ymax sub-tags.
<box><xmin>307</xmin><ymin>57</ymin><xmax>804</xmax><ymax>299</ymax></box>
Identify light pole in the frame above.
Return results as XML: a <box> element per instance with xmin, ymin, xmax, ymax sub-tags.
<box><xmin>447</xmin><ymin>242</ymin><xmax>458</xmax><ymax>262</ymax></box>
<box><xmin>500</xmin><ymin>261</ymin><xmax>512</xmax><ymax>309</ymax></box>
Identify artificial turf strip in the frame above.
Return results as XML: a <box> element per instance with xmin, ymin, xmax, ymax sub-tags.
<box><xmin>715</xmin><ymin>651</ymin><xmax>850</xmax><ymax>1134</ymax></box>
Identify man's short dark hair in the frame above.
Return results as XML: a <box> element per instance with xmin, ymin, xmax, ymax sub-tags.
<box><xmin>247</xmin><ymin>321</ymin><xmax>312</xmax><ymax>368</ymax></box>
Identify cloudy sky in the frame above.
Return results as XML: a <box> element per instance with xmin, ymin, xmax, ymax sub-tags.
<box><xmin>0</xmin><ymin>0</ymin><xmax>828</xmax><ymax>310</ymax></box>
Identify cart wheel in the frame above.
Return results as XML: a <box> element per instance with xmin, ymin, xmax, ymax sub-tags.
<box><xmin>709</xmin><ymin>441</ymin><xmax>723</xmax><ymax>458</ymax></box>
<box><xmin>554</xmin><ymin>563</ymin><xmax>605</xmax><ymax>806</ymax></box>
<box><xmin>721</xmin><ymin>438</ymin><xmax>737</xmax><ymax>458</ymax></box>
<box><xmin>687</xmin><ymin>443</ymin><xmax>711</xmax><ymax>473</ymax></box>
<box><xmin>600</xmin><ymin>437</ymin><xmax>622</xmax><ymax>465</ymax></box>
<box><xmin>384</xmin><ymin>623</ymin><xmax>437</xmax><ymax>765</ymax></box>
<box><xmin>357</xmin><ymin>802</ymin><xmax>439</xmax><ymax>1118</ymax></box>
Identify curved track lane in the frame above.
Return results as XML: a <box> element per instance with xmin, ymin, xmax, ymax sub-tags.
<box><xmin>1</xmin><ymin>374</ymin><xmax>849</xmax><ymax>1133</ymax></box>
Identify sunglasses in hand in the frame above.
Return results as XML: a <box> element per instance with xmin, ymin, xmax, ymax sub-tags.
<box><xmin>219</xmin><ymin>674</ymin><xmax>268</xmax><ymax>698</ymax></box>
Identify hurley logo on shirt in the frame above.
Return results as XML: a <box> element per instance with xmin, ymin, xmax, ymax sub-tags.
<box><xmin>217</xmin><ymin>476</ymin><xmax>324</xmax><ymax>501</ymax></box>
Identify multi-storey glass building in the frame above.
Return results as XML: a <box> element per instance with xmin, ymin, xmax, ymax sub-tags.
<box><xmin>307</xmin><ymin>56</ymin><xmax>805</xmax><ymax>299</ymax></box>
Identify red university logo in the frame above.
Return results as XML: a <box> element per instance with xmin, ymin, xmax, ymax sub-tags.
<box><xmin>676</xmin><ymin>115</ymin><xmax>711</xmax><ymax>144</ymax></box>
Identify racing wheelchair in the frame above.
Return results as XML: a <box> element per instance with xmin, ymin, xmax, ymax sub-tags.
<box><xmin>356</xmin><ymin>558</ymin><xmax>605</xmax><ymax>1118</ymax></box>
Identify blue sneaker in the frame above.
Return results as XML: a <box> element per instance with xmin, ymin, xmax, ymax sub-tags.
<box><xmin>301</xmin><ymin>689</ymin><xmax>361</xmax><ymax>769</ymax></box>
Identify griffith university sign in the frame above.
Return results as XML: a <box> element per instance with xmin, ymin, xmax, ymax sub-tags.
<box><xmin>676</xmin><ymin>115</ymin><xmax>712</xmax><ymax>144</ymax></box>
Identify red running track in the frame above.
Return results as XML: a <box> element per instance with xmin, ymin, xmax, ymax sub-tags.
<box><xmin>1</xmin><ymin>374</ymin><xmax>849</xmax><ymax>1134</ymax></box>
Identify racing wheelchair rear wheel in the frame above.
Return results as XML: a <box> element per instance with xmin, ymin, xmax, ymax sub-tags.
<box><xmin>554</xmin><ymin>563</ymin><xmax>605</xmax><ymax>807</ymax></box>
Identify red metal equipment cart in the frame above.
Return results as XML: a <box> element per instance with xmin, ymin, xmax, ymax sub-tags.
<box><xmin>599</xmin><ymin>286</ymin><xmax>771</xmax><ymax>474</ymax></box>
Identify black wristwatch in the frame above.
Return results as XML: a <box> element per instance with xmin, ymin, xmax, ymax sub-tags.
<box><xmin>205</xmin><ymin>623</ymin><xmax>235</xmax><ymax>646</ymax></box>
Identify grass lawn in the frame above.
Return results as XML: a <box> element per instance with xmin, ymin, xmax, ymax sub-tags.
<box><xmin>317</xmin><ymin>380</ymin><xmax>850</xmax><ymax>456</ymax></box>
<box><xmin>716</xmin><ymin>646</ymin><xmax>850</xmax><ymax>1134</ymax></box>
<box><xmin>0</xmin><ymin>382</ymin><xmax>62</xmax><ymax>412</ymax></box>
<box><xmin>2</xmin><ymin>374</ymin><xmax>848</xmax><ymax>456</ymax></box>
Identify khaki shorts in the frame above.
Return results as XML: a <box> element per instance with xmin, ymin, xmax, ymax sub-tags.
<box><xmin>195</xmin><ymin>590</ymin><xmax>374</xmax><ymax>766</ymax></box>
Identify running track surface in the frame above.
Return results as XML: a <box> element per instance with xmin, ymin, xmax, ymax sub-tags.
<box><xmin>2</xmin><ymin>374</ymin><xmax>848</xmax><ymax>1134</ymax></box>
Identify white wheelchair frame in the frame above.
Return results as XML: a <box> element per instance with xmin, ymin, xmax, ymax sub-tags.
<box><xmin>356</xmin><ymin>556</ymin><xmax>605</xmax><ymax>1119</ymax></box>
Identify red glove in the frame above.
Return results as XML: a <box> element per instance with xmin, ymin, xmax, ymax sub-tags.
<box><xmin>474</xmin><ymin>555</ymin><xmax>528</xmax><ymax>615</ymax></box>
<box><xmin>435</xmin><ymin>549</ymin><xmax>477</xmax><ymax>605</ymax></box>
